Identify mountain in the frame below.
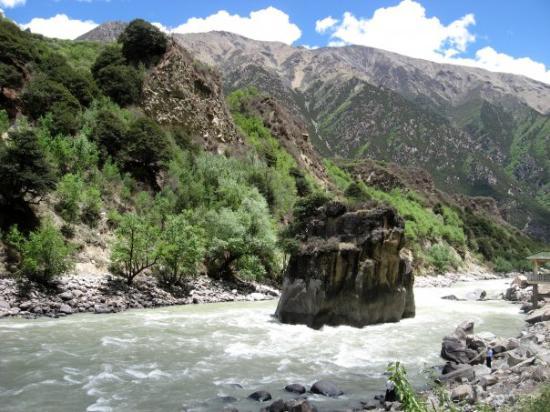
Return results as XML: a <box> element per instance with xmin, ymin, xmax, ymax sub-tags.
<box><xmin>76</xmin><ymin>21</ymin><xmax>127</xmax><ymax>42</ymax></box>
<box><xmin>75</xmin><ymin>24</ymin><xmax>549</xmax><ymax>241</ymax></box>
<box><xmin>172</xmin><ymin>31</ymin><xmax>550</xmax><ymax>241</ymax></box>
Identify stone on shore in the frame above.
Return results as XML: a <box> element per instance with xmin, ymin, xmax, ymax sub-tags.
<box><xmin>285</xmin><ymin>383</ymin><xmax>306</xmax><ymax>394</ymax></box>
<box><xmin>451</xmin><ymin>384</ymin><xmax>474</xmax><ymax>403</ymax></box>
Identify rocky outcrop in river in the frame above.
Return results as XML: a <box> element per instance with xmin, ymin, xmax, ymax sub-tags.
<box><xmin>275</xmin><ymin>201</ymin><xmax>415</xmax><ymax>328</ymax></box>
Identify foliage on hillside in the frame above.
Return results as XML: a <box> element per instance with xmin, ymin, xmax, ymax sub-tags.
<box><xmin>324</xmin><ymin>159</ymin><xmax>538</xmax><ymax>273</ymax></box>
<box><xmin>0</xmin><ymin>17</ymin><xmax>283</xmax><ymax>285</ymax></box>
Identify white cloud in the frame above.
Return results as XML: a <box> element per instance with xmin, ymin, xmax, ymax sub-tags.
<box><xmin>152</xmin><ymin>22</ymin><xmax>170</xmax><ymax>33</ymax></box>
<box><xmin>0</xmin><ymin>0</ymin><xmax>25</xmax><ymax>8</ymax></box>
<box><xmin>170</xmin><ymin>7</ymin><xmax>301</xmax><ymax>44</ymax></box>
<box><xmin>315</xmin><ymin>16</ymin><xmax>337</xmax><ymax>34</ymax></box>
<box><xmin>20</xmin><ymin>14</ymin><xmax>98</xmax><ymax>39</ymax></box>
<box><xmin>317</xmin><ymin>0</ymin><xmax>550</xmax><ymax>84</ymax></box>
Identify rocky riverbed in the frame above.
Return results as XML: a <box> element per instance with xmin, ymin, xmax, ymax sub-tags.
<box><xmin>0</xmin><ymin>274</ymin><xmax>279</xmax><ymax>319</ymax></box>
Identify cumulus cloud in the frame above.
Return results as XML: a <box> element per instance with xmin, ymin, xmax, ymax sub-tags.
<box><xmin>317</xmin><ymin>0</ymin><xmax>550</xmax><ymax>84</ymax></box>
<box><xmin>315</xmin><ymin>16</ymin><xmax>337</xmax><ymax>34</ymax></box>
<box><xmin>169</xmin><ymin>7</ymin><xmax>301</xmax><ymax>44</ymax></box>
<box><xmin>0</xmin><ymin>0</ymin><xmax>25</xmax><ymax>8</ymax></box>
<box><xmin>20</xmin><ymin>14</ymin><xmax>98</xmax><ymax>39</ymax></box>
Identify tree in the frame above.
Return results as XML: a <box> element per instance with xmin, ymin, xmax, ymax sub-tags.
<box><xmin>94</xmin><ymin>64</ymin><xmax>142</xmax><ymax>106</ymax></box>
<box><xmin>0</xmin><ymin>128</ymin><xmax>56</xmax><ymax>204</ymax></box>
<box><xmin>55</xmin><ymin>173</ymin><xmax>83</xmax><ymax>223</ymax></box>
<box><xmin>21</xmin><ymin>75</ymin><xmax>81</xmax><ymax>123</ymax></box>
<box><xmin>90</xmin><ymin>109</ymin><xmax>127</xmax><ymax>160</ymax></box>
<box><xmin>91</xmin><ymin>45</ymin><xmax>126</xmax><ymax>78</ymax></box>
<box><xmin>119</xmin><ymin>19</ymin><xmax>167</xmax><ymax>67</ymax></box>
<box><xmin>7</xmin><ymin>221</ymin><xmax>74</xmax><ymax>283</ymax></box>
<box><xmin>0</xmin><ymin>62</ymin><xmax>23</xmax><ymax>89</ymax></box>
<box><xmin>110</xmin><ymin>212</ymin><xmax>161</xmax><ymax>285</ymax></box>
<box><xmin>122</xmin><ymin>116</ymin><xmax>170</xmax><ymax>184</ymax></box>
<box><xmin>155</xmin><ymin>213</ymin><xmax>206</xmax><ymax>286</ymax></box>
<box><xmin>204</xmin><ymin>190</ymin><xmax>277</xmax><ymax>280</ymax></box>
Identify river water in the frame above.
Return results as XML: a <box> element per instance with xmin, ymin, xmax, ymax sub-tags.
<box><xmin>0</xmin><ymin>279</ymin><xmax>525</xmax><ymax>412</ymax></box>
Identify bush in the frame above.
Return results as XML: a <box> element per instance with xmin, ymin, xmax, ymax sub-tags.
<box><xmin>94</xmin><ymin>64</ymin><xmax>142</xmax><ymax>106</ymax></box>
<box><xmin>21</xmin><ymin>75</ymin><xmax>81</xmax><ymax>124</ymax></box>
<box><xmin>0</xmin><ymin>128</ymin><xmax>56</xmax><ymax>204</ymax></box>
<box><xmin>55</xmin><ymin>173</ymin><xmax>83</xmax><ymax>223</ymax></box>
<box><xmin>427</xmin><ymin>243</ymin><xmax>460</xmax><ymax>273</ymax></box>
<box><xmin>493</xmin><ymin>256</ymin><xmax>514</xmax><ymax>273</ymax></box>
<box><xmin>0</xmin><ymin>109</ymin><xmax>8</xmax><ymax>134</ymax></box>
<box><xmin>91</xmin><ymin>45</ymin><xmax>126</xmax><ymax>78</ymax></box>
<box><xmin>0</xmin><ymin>61</ymin><xmax>23</xmax><ymax>89</ymax></box>
<box><xmin>81</xmin><ymin>187</ymin><xmax>102</xmax><ymax>227</ymax></box>
<box><xmin>119</xmin><ymin>19</ymin><xmax>167</xmax><ymax>67</ymax></box>
<box><xmin>7</xmin><ymin>221</ymin><xmax>74</xmax><ymax>283</ymax></box>
<box><xmin>155</xmin><ymin>213</ymin><xmax>206</xmax><ymax>286</ymax></box>
<box><xmin>90</xmin><ymin>109</ymin><xmax>127</xmax><ymax>160</ymax></box>
<box><xmin>110</xmin><ymin>212</ymin><xmax>161</xmax><ymax>285</ymax></box>
<box><xmin>345</xmin><ymin>181</ymin><xmax>371</xmax><ymax>201</ymax></box>
<box><xmin>515</xmin><ymin>384</ymin><xmax>550</xmax><ymax>412</ymax></box>
<box><xmin>122</xmin><ymin>116</ymin><xmax>170</xmax><ymax>182</ymax></box>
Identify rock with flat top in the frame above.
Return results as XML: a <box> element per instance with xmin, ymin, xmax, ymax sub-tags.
<box><xmin>451</xmin><ymin>384</ymin><xmax>474</xmax><ymax>403</ymax></box>
<box><xmin>310</xmin><ymin>380</ymin><xmax>343</xmax><ymax>397</ymax></box>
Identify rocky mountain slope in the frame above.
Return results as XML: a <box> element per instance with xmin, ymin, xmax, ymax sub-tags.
<box><xmin>173</xmin><ymin>31</ymin><xmax>550</xmax><ymax>242</ymax></box>
<box><xmin>76</xmin><ymin>24</ymin><xmax>550</xmax><ymax>241</ymax></box>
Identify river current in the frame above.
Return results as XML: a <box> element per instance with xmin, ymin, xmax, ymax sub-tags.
<box><xmin>0</xmin><ymin>279</ymin><xmax>525</xmax><ymax>411</ymax></box>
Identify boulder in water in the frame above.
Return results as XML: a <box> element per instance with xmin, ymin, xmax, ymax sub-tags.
<box><xmin>310</xmin><ymin>380</ymin><xmax>343</xmax><ymax>397</ymax></box>
<box><xmin>248</xmin><ymin>390</ymin><xmax>272</xmax><ymax>402</ymax></box>
<box><xmin>275</xmin><ymin>202</ymin><xmax>415</xmax><ymax>328</ymax></box>
<box><xmin>285</xmin><ymin>383</ymin><xmax>306</xmax><ymax>394</ymax></box>
<box><xmin>287</xmin><ymin>399</ymin><xmax>317</xmax><ymax>412</ymax></box>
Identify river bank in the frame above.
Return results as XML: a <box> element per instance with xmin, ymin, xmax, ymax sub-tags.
<box><xmin>0</xmin><ymin>274</ymin><xmax>279</xmax><ymax>319</ymax></box>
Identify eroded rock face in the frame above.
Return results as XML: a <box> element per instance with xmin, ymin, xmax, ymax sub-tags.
<box><xmin>142</xmin><ymin>41</ymin><xmax>243</xmax><ymax>154</ymax></box>
<box><xmin>275</xmin><ymin>202</ymin><xmax>415</xmax><ymax>328</ymax></box>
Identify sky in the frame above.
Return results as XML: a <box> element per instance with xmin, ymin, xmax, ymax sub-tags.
<box><xmin>1</xmin><ymin>0</ymin><xmax>550</xmax><ymax>84</ymax></box>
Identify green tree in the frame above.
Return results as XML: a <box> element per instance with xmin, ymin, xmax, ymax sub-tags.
<box><xmin>7</xmin><ymin>221</ymin><xmax>74</xmax><ymax>283</ymax></box>
<box><xmin>0</xmin><ymin>128</ymin><xmax>56</xmax><ymax>205</ymax></box>
<box><xmin>91</xmin><ymin>45</ymin><xmax>126</xmax><ymax>78</ymax></box>
<box><xmin>94</xmin><ymin>64</ymin><xmax>142</xmax><ymax>106</ymax></box>
<box><xmin>21</xmin><ymin>74</ymin><xmax>81</xmax><ymax>123</ymax></box>
<box><xmin>204</xmin><ymin>191</ymin><xmax>277</xmax><ymax>280</ymax></box>
<box><xmin>55</xmin><ymin>173</ymin><xmax>83</xmax><ymax>223</ymax></box>
<box><xmin>80</xmin><ymin>186</ymin><xmax>103</xmax><ymax>227</ymax></box>
<box><xmin>90</xmin><ymin>109</ymin><xmax>127</xmax><ymax>160</ymax></box>
<box><xmin>119</xmin><ymin>19</ymin><xmax>167</xmax><ymax>67</ymax></box>
<box><xmin>0</xmin><ymin>109</ymin><xmax>8</xmax><ymax>134</ymax></box>
<box><xmin>0</xmin><ymin>62</ymin><xmax>23</xmax><ymax>89</ymax></box>
<box><xmin>110</xmin><ymin>212</ymin><xmax>161</xmax><ymax>285</ymax></box>
<box><xmin>122</xmin><ymin>116</ymin><xmax>170</xmax><ymax>183</ymax></box>
<box><xmin>155</xmin><ymin>213</ymin><xmax>206</xmax><ymax>286</ymax></box>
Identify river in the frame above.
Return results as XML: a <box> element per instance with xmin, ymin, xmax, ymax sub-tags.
<box><xmin>0</xmin><ymin>278</ymin><xmax>525</xmax><ymax>411</ymax></box>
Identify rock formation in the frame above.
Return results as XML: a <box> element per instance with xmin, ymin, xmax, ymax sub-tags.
<box><xmin>275</xmin><ymin>201</ymin><xmax>415</xmax><ymax>328</ymax></box>
<box><xmin>142</xmin><ymin>40</ymin><xmax>243</xmax><ymax>154</ymax></box>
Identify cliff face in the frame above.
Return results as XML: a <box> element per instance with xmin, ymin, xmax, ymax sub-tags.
<box><xmin>275</xmin><ymin>202</ymin><xmax>415</xmax><ymax>328</ymax></box>
<box><xmin>142</xmin><ymin>41</ymin><xmax>243</xmax><ymax>154</ymax></box>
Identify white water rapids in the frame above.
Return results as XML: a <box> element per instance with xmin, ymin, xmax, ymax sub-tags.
<box><xmin>0</xmin><ymin>279</ymin><xmax>525</xmax><ymax>411</ymax></box>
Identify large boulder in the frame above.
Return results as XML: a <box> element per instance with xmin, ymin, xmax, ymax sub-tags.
<box><xmin>275</xmin><ymin>203</ymin><xmax>415</xmax><ymax>328</ymax></box>
<box><xmin>310</xmin><ymin>380</ymin><xmax>343</xmax><ymax>397</ymax></box>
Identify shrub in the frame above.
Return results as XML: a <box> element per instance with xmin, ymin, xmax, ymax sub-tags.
<box><xmin>119</xmin><ymin>19</ymin><xmax>167</xmax><ymax>67</ymax></box>
<box><xmin>493</xmin><ymin>256</ymin><xmax>514</xmax><ymax>273</ymax></box>
<box><xmin>49</xmin><ymin>100</ymin><xmax>82</xmax><ymax>136</ymax></box>
<box><xmin>122</xmin><ymin>116</ymin><xmax>170</xmax><ymax>182</ymax></box>
<box><xmin>110</xmin><ymin>212</ymin><xmax>161</xmax><ymax>285</ymax></box>
<box><xmin>90</xmin><ymin>109</ymin><xmax>127</xmax><ymax>160</ymax></box>
<box><xmin>0</xmin><ymin>61</ymin><xmax>23</xmax><ymax>89</ymax></box>
<box><xmin>91</xmin><ymin>45</ymin><xmax>126</xmax><ymax>78</ymax></box>
<box><xmin>387</xmin><ymin>362</ymin><xmax>427</xmax><ymax>412</ymax></box>
<box><xmin>81</xmin><ymin>186</ymin><xmax>102</xmax><ymax>227</ymax></box>
<box><xmin>0</xmin><ymin>128</ymin><xmax>56</xmax><ymax>204</ymax></box>
<box><xmin>345</xmin><ymin>181</ymin><xmax>371</xmax><ymax>201</ymax></box>
<box><xmin>0</xmin><ymin>109</ymin><xmax>9</xmax><ymax>134</ymax></box>
<box><xmin>55</xmin><ymin>173</ymin><xmax>83</xmax><ymax>223</ymax></box>
<box><xmin>7</xmin><ymin>221</ymin><xmax>74</xmax><ymax>283</ymax></box>
<box><xmin>155</xmin><ymin>213</ymin><xmax>206</xmax><ymax>286</ymax></box>
<box><xmin>427</xmin><ymin>243</ymin><xmax>460</xmax><ymax>273</ymax></box>
<box><xmin>94</xmin><ymin>64</ymin><xmax>142</xmax><ymax>106</ymax></box>
<box><xmin>21</xmin><ymin>75</ymin><xmax>81</xmax><ymax>123</ymax></box>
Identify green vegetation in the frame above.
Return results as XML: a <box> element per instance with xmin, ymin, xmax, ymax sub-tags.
<box><xmin>386</xmin><ymin>362</ymin><xmax>427</xmax><ymax>412</ymax></box>
<box><xmin>511</xmin><ymin>384</ymin><xmax>550</xmax><ymax>412</ymax></box>
<box><xmin>118</xmin><ymin>19</ymin><xmax>167</xmax><ymax>67</ymax></box>
<box><xmin>323</xmin><ymin>159</ymin><xmax>539</xmax><ymax>272</ymax></box>
<box><xmin>6</xmin><ymin>221</ymin><xmax>74</xmax><ymax>283</ymax></box>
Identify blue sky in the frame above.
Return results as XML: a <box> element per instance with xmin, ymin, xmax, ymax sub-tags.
<box><xmin>2</xmin><ymin>0</ymin><xmax>550</xmax><ymax>83</ymax></box>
